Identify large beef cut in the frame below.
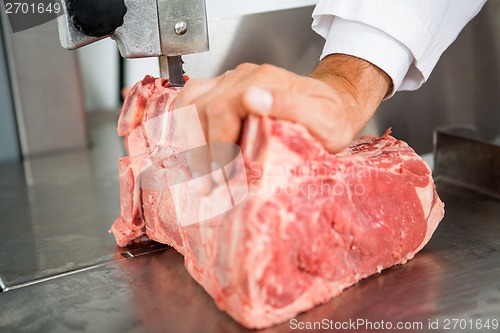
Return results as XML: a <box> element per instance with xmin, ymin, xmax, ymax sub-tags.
<box><xmin>110</xmin><ymin>75</ymin><xmax>445</xmax><ymax>329</ymax></box>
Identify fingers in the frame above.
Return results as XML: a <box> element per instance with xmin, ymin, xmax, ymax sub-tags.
<box><xmin>174</xmin><ymin>77</ymin><xmax>222</xmax><ymax>109</ymax></box>
<box><xmin>175</xmin><ymin>68</ymin><xmax>253</xmax><ymax>143</ymax></box>
<box><xmin>209</xmin><ymin>142</ymin><xmax>238</xmax><ymax>185</ymax></box>
<box><xmin>173</xmin><ymin>69</ymin><xmax>254</xmax><ymax>194</ymax></box>
<box><xmin>203</xmin><ymin>97</ymin><xmax>244</xmax><ymax>184</ymax></box>
<box><xmin>205</xmin><ymin>100</ymin><xmax>243</xmax><ymax>142</ymax></box>
<box><xmin>242</xmin><ymin>86</ymin><xmax>355</xmax><ymax>153</ymax></box>
<box><xmin>185</xmin><ymin>145</ymin><xmax>214</xmax><ymax>196</ymax></box>
<box><xmin>175</xmin><ymin>64</ymin><xmax>258</xmax><ymax>109</ymax></box>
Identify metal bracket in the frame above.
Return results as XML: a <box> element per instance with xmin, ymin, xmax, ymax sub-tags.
<box><xmin>434</xmin><ymin>125</ymin><xmax>500</xmax><ymax>199</ymax></box>
<box><xmin>157</xmin><ymin>0</ymin><xmax>209</xmax><ymax>56</ymax></box>
<box><xmin>121</xmin><ymin>242</ymin><xmax>170</xmax><ymax>259</ymax></box>
<box><xmin>57</xmin><ymin>0</ymin><xmax>208</xmax><ymax>58</ymax></box>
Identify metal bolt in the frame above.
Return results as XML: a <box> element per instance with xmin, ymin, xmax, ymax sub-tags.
<box><xmin>174</xmin><ymin>21</ymin><xmax>188</xmax><ymax>35</ymax></box>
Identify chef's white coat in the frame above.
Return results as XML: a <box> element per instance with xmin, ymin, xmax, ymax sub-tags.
<box><xmin>312</xmin><ymin>0</ymin><xmax>487</xmax><ymax>96</ymax></box>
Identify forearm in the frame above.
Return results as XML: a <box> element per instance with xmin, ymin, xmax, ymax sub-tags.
<box><xmin>309</xmin><ymin>54</ymin><xmax>391</xmax><ymax>133</ymax></box>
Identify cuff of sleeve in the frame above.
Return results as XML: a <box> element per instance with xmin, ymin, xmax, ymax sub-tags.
<box><xmin>318</xmin><ymin>17</ymin><xmax>414</xmax><ymax>98</ymax></box>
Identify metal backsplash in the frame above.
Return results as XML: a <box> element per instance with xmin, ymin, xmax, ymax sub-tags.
<box><xmin>434</xmin><ymin>126</ymin><xmax>500</xmax><ymax>199</ymax></box>
<box><xmin>183</xmin><ymin>6</ymin><xmax>324</xmax><ymax>78</ymax></box>
<box><xmin>0</xmin><ymin>9</ymin><xmax>88</xmax><ymax>158</ymax></box>
<box><xmin>184</xmin><ymin>2</ymin><xmax>500</xmax><ymax>154</ymax></box>
<box><xmin>0</xmin><ymin>17</ymin><xmax>19</xmax><ymax>163</ymax></box>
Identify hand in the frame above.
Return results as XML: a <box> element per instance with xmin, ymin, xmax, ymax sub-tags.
<box><xmin>174</xmin><ymin>54</ymin><xmax>391</xmax><ymax>154</ymax></box>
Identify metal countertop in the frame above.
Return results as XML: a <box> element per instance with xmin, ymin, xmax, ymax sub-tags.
<box><xmin>0</xmin><ymin>115</ymin><xmax>499</xmax><ymax>332</ymax></box>
<box><xmin>0</xmin><ymin>115</ymin><xmax>128</xmax><ymax>289</ymax></box>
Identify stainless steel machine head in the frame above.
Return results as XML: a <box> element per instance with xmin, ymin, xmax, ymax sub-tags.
<box><xmin>57</xmin><ymin>0</ymin><xmax>209</xmax><ymax>86</ymax></box>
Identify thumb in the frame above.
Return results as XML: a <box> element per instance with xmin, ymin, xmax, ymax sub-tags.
<box><xmin>242</xmin><ymin>86</ymin><xmax>352</xmax><ymax>153</ymax></box>
<box><xmin>242</xmin><ymin>87</ymin><xmax>274</xmax><ymax>116</ymax></box>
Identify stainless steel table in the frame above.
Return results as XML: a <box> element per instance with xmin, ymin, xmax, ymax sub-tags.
<box><xmin>1</xmin><ymin>115</ymin><xmax>499</xmax><ymax>332</ymax></box>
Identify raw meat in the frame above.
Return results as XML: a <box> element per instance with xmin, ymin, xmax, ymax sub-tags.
<box><xmin>110</xmin><ymin>75</ymin><xmax>445</xmax><ymax>329</ymax></box>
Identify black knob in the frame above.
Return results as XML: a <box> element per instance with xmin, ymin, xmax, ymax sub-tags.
<box><xmin>67</xmin><ymin>0</ymin><xmax>127</xmax><ymax>37</ymax></box>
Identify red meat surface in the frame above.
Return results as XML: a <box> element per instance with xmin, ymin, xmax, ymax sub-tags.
<box><xmin>110</xmin><ymin>75</ymin><xmax>445</xmax><ymax>329</ymax></box>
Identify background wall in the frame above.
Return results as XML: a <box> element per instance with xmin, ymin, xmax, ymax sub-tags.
<box><xmin>1</xmin><ymin>12</ymin><xmax>87</xmax><ymax>158</ymax></box>
<box><xmin>0</xmin><ymin>22</ymin><xmax>19</xmax><ymax>163</ymax></box>
<box><xmin>77</xmin><ymin>39</ymin><xmax>119</xmax><ymax>112</ymax></box>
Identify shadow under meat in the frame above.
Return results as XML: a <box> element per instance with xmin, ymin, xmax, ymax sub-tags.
<box><xmin>116</xmin><ymin>246</ymin><xmax>444</xmax><ymax>333</ymax></box>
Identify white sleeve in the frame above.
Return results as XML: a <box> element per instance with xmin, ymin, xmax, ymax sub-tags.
<box><xmin>312</xmin><ymin>0</ymin><xmax>486</xmax><ymax>96</ymax></box>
